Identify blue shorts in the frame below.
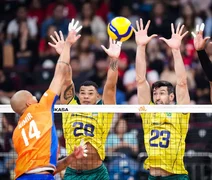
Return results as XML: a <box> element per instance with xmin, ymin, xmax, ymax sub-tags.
<box><xmin>16</xmin><ymin>173</ymin><xmax>54</xmax><ymax>180</ymax></box>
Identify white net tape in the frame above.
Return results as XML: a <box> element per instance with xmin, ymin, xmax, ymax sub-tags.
<box><xmin>1</xmin><ymin>104</ymin><xmax>212</xmax><ymax>113</ymax></box>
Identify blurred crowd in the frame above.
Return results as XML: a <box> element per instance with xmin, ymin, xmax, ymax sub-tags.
<box><xmin>0</xmin><ymin>0</ymin><xmax>212</xmax><ymax>179</ymax></box>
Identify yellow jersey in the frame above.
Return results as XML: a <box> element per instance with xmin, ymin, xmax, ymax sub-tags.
<box><xmin>141</xmin><ymin>104</ymin><xmax>190</xmax><ymax>174</ymax></box>
<box><xmin>62</xmin><ymin>96</ymin><xmax>114</xmax><ymax>160</ymax></box>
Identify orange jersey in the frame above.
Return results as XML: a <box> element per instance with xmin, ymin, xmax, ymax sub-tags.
<box><xmin>12</xmin><ymin>89</ymin><xmax>59</xmax><ymax>178</ymax></box>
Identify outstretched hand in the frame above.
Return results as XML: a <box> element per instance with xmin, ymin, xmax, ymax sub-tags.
<box><xmin>160</xmin><ymin>23</ymin><xmax>188</xmax><ymax>50</ymax></box>
<box><xmin>66</xmin><ymin>19</ymin><xmax>82</xmax><ymax>46</ymax></box>
<box><xmin>134</xmin><ymin>18</ymin><xmax>157</xmax><ymax>46</ymax></box>
<box><xmin>73</xmin><ymin>139</ymin><xmax>88</xmax><ymax>159</ymax></box>
<box><xmin>48</xmin><ymin>31</ymin><xmax>65</xmax><ymax>55</ymax></box>
<box><xmin>191</xmin><ymin>23</ymin><xmax>210</xmax><ymax>51</ymax></box>
<box><xmin>101</xmin><ymin>38</ymin><xmax>122</xmax><ymax>60</ymax></box>
<box><xmin>48</xmin><ymin>19</ymin><xmax>82</xmax><ymax>54</ymax></box>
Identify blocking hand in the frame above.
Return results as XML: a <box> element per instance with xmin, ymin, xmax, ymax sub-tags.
<box><xmin>48</xmin><ymin>31</ymin><xmax>65</xmax><ymax>55</ymax></box>
<box><xmin>191</xmin><ymin>23</ymin><xmax>210</xmax><ymax>51</ymax></box>
<box><xmin>160</xmin><ymin>23</ymin><xmax>188</xmax><ymax>50</ymax></box>
<box><xmin>101</xmin><ymin>37</ymin><xmax>122</xmax><ymax>60</ymax></box>
<box><xmin>66</xmin><ymin>19</ymin><xmax>83</xmax><ymax>46</ymax></box>
<box><xmin>134</xmin><ymin>18</ymin><xmax>157</xmax><ymax>46</ymax></box>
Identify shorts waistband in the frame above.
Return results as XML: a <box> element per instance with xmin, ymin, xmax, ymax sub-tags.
<box><xmin>67</xmin><ymin>163</ymin><xmax>105</xmax><ymax>175</ymax></box>
<box><xmin>149</xmin><ymin>174</ymin><xmax>188</xmax><ymax>180</ymax></box>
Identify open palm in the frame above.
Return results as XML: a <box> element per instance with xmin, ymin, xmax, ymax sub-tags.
<box><xmin>160</xmin><ymin>23</ymin><xmax>188</xmax><ymax>50</ymax></box>
<box><xmin>192</xmin><ymin>24</ymin><xmax>210</xmax><ymax>51</ymax></box>
<box><xmin>101</xmin><ymin>38</ymin><xmax>122</xmax><ymax>59</ymax></box>
<box><xmin>48</xmin><ymin>31</ymin><xmax>65</xmax><ymax>55</ymax></box>
<box><xmin>134</xmin><ymin>19</ymin><xmax>157</xmax><ymax>46</ymax></box>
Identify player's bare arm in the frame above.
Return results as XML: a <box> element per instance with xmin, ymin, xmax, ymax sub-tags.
<box><xmin>192</xmin><ymin>23</ymin><xmax>212</xmax><ymax>103</ymax></box>
<box><xmin>48</xmin><ymin>19</ymin><xmax>82</xmax><ymax>103</ymax></box>
<box><xmin>134</xmin><ymin>19</ymin><xmax>157</xmax><ymax>104</ymax></box>
<box><xmin>101</xmin><ymin>38</ymin><xmax>122</xmax><ymax>104</ymax></box>
<box><xmin>160</xmin><ymin>23</ymin><xmax>190</xmax><ymax>105</ymax></box>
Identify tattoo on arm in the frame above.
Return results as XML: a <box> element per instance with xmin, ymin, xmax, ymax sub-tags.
<box><xmin>109</xmin><ymin>60</ymin><xmax>118</xmax><ymax>71</ymax></box>
<box><xmin>63</xmin><ymin>84</ymin><xmax>75</xmax><ymax>101</ymax></box>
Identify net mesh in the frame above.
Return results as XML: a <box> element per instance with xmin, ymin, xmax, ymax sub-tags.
<box><xmin>0</xmin><ymin>105</ymin><xmax>212</xmax><ymax>180</ymax></box>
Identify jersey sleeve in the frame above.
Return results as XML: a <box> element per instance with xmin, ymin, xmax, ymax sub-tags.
<box><xmin>39</xmin><ymin>89</ymin><xmax>59</xmax><ymax>110</ymax></box>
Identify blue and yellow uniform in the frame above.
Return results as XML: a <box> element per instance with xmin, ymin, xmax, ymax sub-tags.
<box><xmin>13</xmin><ymin>90</ymin><xmax>58</xmax><ymax>179</ymax></box>
<box><xmin>141</xmin><ymin>103</ymin><xmax>190</xmax><ymax>175</ymax></box>
<box><xmin>62</xmin><ymin>96</ymin><xmax>114</xmax><ymax>160</ymax></box>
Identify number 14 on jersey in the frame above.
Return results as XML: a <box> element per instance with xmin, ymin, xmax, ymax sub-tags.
<box><xmin>21</xmin><ymin>120</ymin><xmax>41</xmax><ymax>146</ymax></box>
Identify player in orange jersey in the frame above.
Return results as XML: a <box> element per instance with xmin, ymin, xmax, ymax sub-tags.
<box><xmin>10</xmin><ymin>19</ymin><xmax>87</xmax><ymax>180</ymax></box>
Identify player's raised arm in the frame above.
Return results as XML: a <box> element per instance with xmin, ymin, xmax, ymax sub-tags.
<box><xmin>192</xmin><ymin>23</ymin><xmax>212</xmax><ymax>102</ymax></box>
<box><xmin>48</xmin><ymin>20</ymin><xmax>82</xmax><ymax>103</ymax></box>
<box><xmin>101</xmin><ymin>38</ymin><xmax>122</xmax><ymax>104</ymax></box>
<box><xmin>160</xmin><ymin>23</ymin><xmax>190</xmax><ymax>104</ymax></box>
<box><xmin>134</xmin><ymin>19</ymin><xmax>157</xmax><ymax>104</ymax></box>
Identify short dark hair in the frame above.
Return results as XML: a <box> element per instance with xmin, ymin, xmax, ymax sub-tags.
<box><xmin>151</xmin><ymin>80</ymin><xmax>174</xmax><ymax>95</ymax></box>
<box><xmin>79</xmin><ymin>81</ymin><xmax>99</xmax><ymax>90</ymax></box>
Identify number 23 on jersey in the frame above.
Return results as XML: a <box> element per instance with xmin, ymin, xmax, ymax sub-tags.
<box><xmin>149</xmin><ymin>129</ymin><xmax>171</xmax><ymax>148</ymax></box>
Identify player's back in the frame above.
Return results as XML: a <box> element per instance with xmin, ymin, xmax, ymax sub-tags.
<box><xmin>12</xmin><ymin>90</ymin><xmax>58</xmax><ymax>178</ymax></box>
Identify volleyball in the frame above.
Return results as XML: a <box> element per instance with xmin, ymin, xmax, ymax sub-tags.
<box><xmin>107</xmin><ymin>17</ymin><xmax>133</xmax><ymax>42</ymax></box>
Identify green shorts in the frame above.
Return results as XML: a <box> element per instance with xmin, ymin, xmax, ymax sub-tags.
<box><xmin>148</xmin><ymin>174</ymin><xmax>189</xmax><ymax>180</ymax></box>
<box><xmin>63</xmin><ymin>163</ymin><xmax>109</xmax><ymax>180</ymax></box>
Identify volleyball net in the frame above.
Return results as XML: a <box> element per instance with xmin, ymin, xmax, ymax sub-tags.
<box><xmin>0</xmin><ymin>105</ymin><xmax>212</xmax><ymax>180</ymax></box>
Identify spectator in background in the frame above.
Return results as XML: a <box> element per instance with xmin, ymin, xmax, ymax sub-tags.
<box><xmin>106</xmin><ymin>118</ymin><xmax>139</xmax><ymax>180</ymax></box>
<box><xmin>123</xmin><ymin>64</ymin><xmax>136</xmax><ymax>95</ymax></box>
<box><xmin>45</xmin><ymin>0</ymin><xmax>77</xmax><ymax>20</ymax></box>
<box><xmin>94</xmin><ymin>0</ymin><xmax>110</xmax><ymax>23</ymax></box>
<box><xmin>89</xmin><ymin>51</ymin><xmax>108</xmax><ymax>87</ymax></box>
<box><xmin>119</xmin><ymin>5</ymin><xmax>139</xmax><ymax>30</ymax></box>
<box><xmin>76</xmin><ymin>35</ymin><xmax>95</xmax><ymax>72</ymax></box>
<box><xmin>106</xmin><ymin>118</ymin><xmax>138</xmax><ymax>157</ymax></box>
<box><xmin>0</xmin><ymin>70</ymin><xmax>16</xmax><ymax>104</ymax></box>
<box><xmin>175</xmin><ymin>3</ymin><xmax>203</xmax><ymax>33</ymax></box>
<box><xmin>77</xmin><ymin>1</ymin><xmax>107</xmax><ymax>45</ymax></box>
<box><xmin>39</xmin><ymin>25</ymin><xmax>59</xmax><ymax>64</ymax></box>
<box><xmin>28</xmin><ymin>0</ymin><xmax>45</xmax><ymax>27</ymax></box>
<box><xmin>0</xmin><ymin>144</ymin><xmax>10</xmax><ymax>180</ymax></box>
<box><xmin>41</xmin><ymin>4</ymin><xmax>69</xmax><ymax>38</ymax></box>
<box><xmin>70</xmin><ymin>56</ymin><xmax>88</xmax><ymax>93</ymax></box>
<box><xmin>12</xmin><ymin>21</ymin><xmax>38</xmax><ymax>68</ymax></box>
<box><xmin>7</xmin><ymin>5</ymin><xmax>37</xmax><ymax>40</ymax></box>
<box><xmin>148</xmin><ymin>2</ymin><xmax>171</xmax><ymax>39</ymax></box>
